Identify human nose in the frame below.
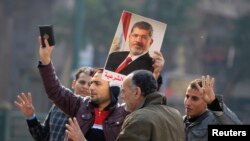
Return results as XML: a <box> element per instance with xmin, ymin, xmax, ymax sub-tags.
<box><xmin>89</xmin><ymin>84</ymin><xmax>94</xmax><ymax>91</ymax></box>
<box><xmin>184</xmin><ymin>97</ymin><xmax>191</xmax><ymax>106</ymax></box>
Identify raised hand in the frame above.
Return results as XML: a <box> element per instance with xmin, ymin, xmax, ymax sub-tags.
<box><xmin>195</xmin><ymin>75</ymin><xmax>216</xmax><ymax>104</ymax></box>
<box><xmin>14</xmin><ymin>92</ymin><xmax>35</xmax><ymax>118</ymax></box>
<box><xmin>38</xmin><ymin>36</ymin><xmax>54</xmax><ymax>65</ymax></box>
<box><xmin>152</xmin><ymin>51</ymin><xmax>165</xmax><ymax>79</ymax></box>
<box><xmin>65</xmin><ymin>117</ymin><xmax>87</xmax><ymax>141</ymax></box>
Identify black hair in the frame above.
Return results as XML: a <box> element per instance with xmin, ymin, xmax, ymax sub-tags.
<box><xmin>157</xmin><ymin>75</ymin><xmax>162</xmax><ymax>91</ymax></box>
<box><xmin>75</xmin><ymin>67</ymin><xmax>95</xmax><ymax>80</ymax></box>
<box><xmin>131</xmin><ymin>21</ymin><xmax>153</xmax><ymax>37</ymax></box>
<box><xmin>190</xmin><ymin>79</ymin><xmax>202</xmax><ymax>90</ymax></box>
<box><xmin>131</xmin><ymin>70</ymin><xmax>157</xmax><ymax>96</ymax></box>
<box><xmin>109</xmin><ymin>84</ymin><xmax>120</xmax><ymax>105</ymax></box>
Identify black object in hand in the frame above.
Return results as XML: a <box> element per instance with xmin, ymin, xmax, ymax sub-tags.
<box><xmin>39</xmin><ymin>25</ymin><xmax>55</xmax><ymax>47</ymax></box>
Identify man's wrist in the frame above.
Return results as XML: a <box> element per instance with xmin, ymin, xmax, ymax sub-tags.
<box><xmin>26</xmin><ymin>113</ymin><xmax>36</xmax><ymax>120</ymax></box>
<box><xmin>41</xmin><ymin>58</ymin><xmax>51</xmax><ymax>65</ymax></box>
<box><xmin>207</xmin><ymin>97</ymin><xmax>222</xmax><ymax>111</ymax></box>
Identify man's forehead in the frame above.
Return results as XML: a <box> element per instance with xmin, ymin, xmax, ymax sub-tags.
<box><xmin>78</xmin><ymin>73</ymin><xmax>91</xmax><ymax>79</ymax></box>
<box><xmin>133</xmin><ymin>27</ymin><xmax>150</xmax><ymax>33</ymax></box>
<box><xmin>123</xmin><ymin>73</ymin><xmax>133</xmax><ymax>82</ymax></box>
<box><xmin>93</xmin><ymin>72</ymin><xmax>102</xmax><ymax>77</ymax></box>
<box><xmin>122</xmin><ymin>77</ymin><xmax>130</xmax><ymax>87</ymax></box>
<box><xmin>186</xmin><ymin>87</ymin><xmax>200</xmax><ymax>96</ymax></box>
<box><xmin>91</xmin><ymin>72</ymin><xmax>108</xmax><ymax>82</ymax></box>
<box><xmin>91</xmin><ymin>72</ymin><xmax>102</xmax><ymax>80</ymax></box>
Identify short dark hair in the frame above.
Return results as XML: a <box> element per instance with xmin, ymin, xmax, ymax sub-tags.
<box><xmin>131</xmin><ymin>21</ymin><xmax>153</xmax><ymax>37</ymax></box>
<box><xmin>90</xmin><ymin>68</ymin><xmax>104</xmax><ymax>78</ymax></box>
<box><xmin>190</xmin><ymin>79</ymin><xmax>202</xmax><ymax>90</ymax></box>
<box><xmin>75</xmin><ymin>67</ymin><xmax>96</xmax><ymax>80</ymax></box>
<box><xmin>130</xmin><ymin>70</ymin><xmax>157</xmax><ymax>96</ymax></box>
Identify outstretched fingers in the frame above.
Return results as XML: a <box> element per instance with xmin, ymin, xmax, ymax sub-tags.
<box><xmin>200</xmin><ymin>75</ymin><xmax>216</xmax><ymax>104</ymax></box>
<box><xmin>16</xmin><ymin>93</ymin><xmax>25</xmax><ymax>104</ymax></box>
<box><xmin>195</xmin><ymin>79</ymin><xmax>203</xmax><ymax>94</ymax></box>
<box><xmin>211</xmin><ymin>77</ymin><xmax>215</xmax><ymax>88</ymax></box>
<box><xmin>20</xmin><ymin>93</ymin><xmax>29</xmax><ymax>104</ymax></box>
<box><xmin>66</xmin><ymin>117</ymin><xmax>86</xmax><ymax>141</ymax></box>
<box><xmin>27</xmin><ymin>92</ymin><xmax>33</xmax><ymax>104</ymax></box>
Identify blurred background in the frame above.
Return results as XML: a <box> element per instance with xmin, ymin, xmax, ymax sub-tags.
<box><xmin>0</xmin><ymin>0</ymin><xmax>250</xmax><ymax>140</ymax></box>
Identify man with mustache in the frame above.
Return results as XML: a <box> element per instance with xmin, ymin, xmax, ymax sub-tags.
<box><xmin>105</xmin><ymin>21</ymin><xmax>163</xmax><ymax>80</ymax></box>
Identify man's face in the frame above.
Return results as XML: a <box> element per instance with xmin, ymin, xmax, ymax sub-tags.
<box><xmin>72</xmin><ymin>73</ymin><xmax>91</xmax><ymax>97</ymax></box>
<box><xmin>184</xmin><ymin>86</ymin><xmax>207</xmax><ymax>119</ymax></box>
<box><xmin>128</xmin><ymin>27</ymin><xmax>153</xmax><ymax>56</ymax></box>
<box><xmin>89</xmin><ymin>72</ymin><xmax>111</xmax><ymax>105</ymax></box>
<box><xmin>120</xmin><ymin>77</ymin><xmax>138</xmax><ymax>112</ymax></box>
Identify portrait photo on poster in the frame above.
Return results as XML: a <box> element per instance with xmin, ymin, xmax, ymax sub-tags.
<box><xmin>103</xmin><ymin>10</ymin><xmax>167</xmax><ymax>84</ymax></box>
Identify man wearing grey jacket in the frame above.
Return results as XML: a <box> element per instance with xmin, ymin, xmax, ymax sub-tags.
<box><xmin>116</xmin><ymin>70</ymin><xmax>185</xmax><ymax>141</ymax></box>
<box><xmin>183</xmin><ymin>75</ymin><xmax>242</xmax><ymax>141</ymax></box>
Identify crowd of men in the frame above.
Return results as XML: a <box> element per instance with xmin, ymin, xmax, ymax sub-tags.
<box><xmin>15</xmin><ymin>21</ymin><xmax>242</xmax><ymax>141</ymax></box>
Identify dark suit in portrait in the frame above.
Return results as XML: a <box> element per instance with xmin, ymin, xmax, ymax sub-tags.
<box><xmin>105</xmin><ymin>51</ymin><xmax>154</xmax><ymax>75</ymax></box>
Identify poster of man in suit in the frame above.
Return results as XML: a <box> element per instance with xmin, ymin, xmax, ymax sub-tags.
<box><xmin>103</xmin><ymin>10</ymin><xmax>167</xmax><ymax>84</ymax></box>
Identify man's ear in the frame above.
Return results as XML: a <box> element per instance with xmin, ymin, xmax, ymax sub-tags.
<box><xmin>150</xmin><ymin>39</ymin><xmax>154</xmax><ymax>45</ymax></box>
<box><xmin>71</xmin><ymin>80</ymin><xmax>76</xmax><ymax>89</ymax></box>
<box><xmin>134</xmin><ymin>87</ymin><xmax>142</xmax><ymax>98</ymax></box>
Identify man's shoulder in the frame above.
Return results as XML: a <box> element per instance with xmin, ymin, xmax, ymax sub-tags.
<box><xmin>112</xmin><ymin>103</ymin><xmax>128</xmax><ymax>114</ymax></box>
<box><xmin>134</xmin><ymin>105</ymin><xmax>181</xmax><ymax>119</ymax></box>
<box><xmin>140</xmin><ymin>52</ymin><xmax>152</xmax><ymax>59</ymax></box>
<box><xmin>125</xmin><ymin>110</ymin><xmax>153</xmax><ymax>125</ymax></box>
<box><xmin>130</xmin><ymin>108</ymin><xmax>152</xmax><ymax>119</ymax></box>
<box><xmin>51</xmin><ymin>105</ymin><xmax>68</xmax><ymax>116</ymax></box>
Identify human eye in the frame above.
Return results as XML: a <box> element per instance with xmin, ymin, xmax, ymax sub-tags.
<box><xmin>132</xmin><ymin>34</ymin><xmax>138</xmax><ymax>38</ymax></box>
<box><xmin>141</xmin><ymin>35</ymin><xmax>149</xmax><ymax>40</ymax></box>
<box><xmin>95</xmin><ymin>81</ymin><xmax>101</xmax><ymax>86</ymax></box>
<box><xmin>192</xmin><ymin>96</ymin><xmax>199</xmax><ymax>101</ymax></box>
<box><xmin>79</xmin><ymin>80</ymin><xmax>86</xmax><ymax>85</ymax></box>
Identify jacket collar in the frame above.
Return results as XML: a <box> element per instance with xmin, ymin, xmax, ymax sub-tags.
<box><xmin>86</xmin><ymin>97</ymin><xmax>118</xmax><ymax>114</ymax></box>
<box><xmin>184</xmin><ymin>110</ymin><xmax>210</xmax><ymax>128</ymax></box>
<box><xmin>136</xmin><ymin>92</ymin><xmax>167</xmax><ymax>110</ymax></box>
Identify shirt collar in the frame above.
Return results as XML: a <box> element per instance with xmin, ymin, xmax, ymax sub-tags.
<box><xmin>128</xmin><ymin>52</ymin><xmax>148</xmax><ymax>61</ymax></box>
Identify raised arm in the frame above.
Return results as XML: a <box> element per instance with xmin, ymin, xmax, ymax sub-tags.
<box><xmin>196</xmin><ymin>75</ymin><xmax>242</xmax><ymax>124</ymax></box>
<box><xmin>14</xmin><ymin>92</ymin><xmax>50</xmax><ymax>141</ymax></box>
<box><xmin>37</xmin><ymin>37</ymin><xmax>81</xmax><ymax>117</ymax></box>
